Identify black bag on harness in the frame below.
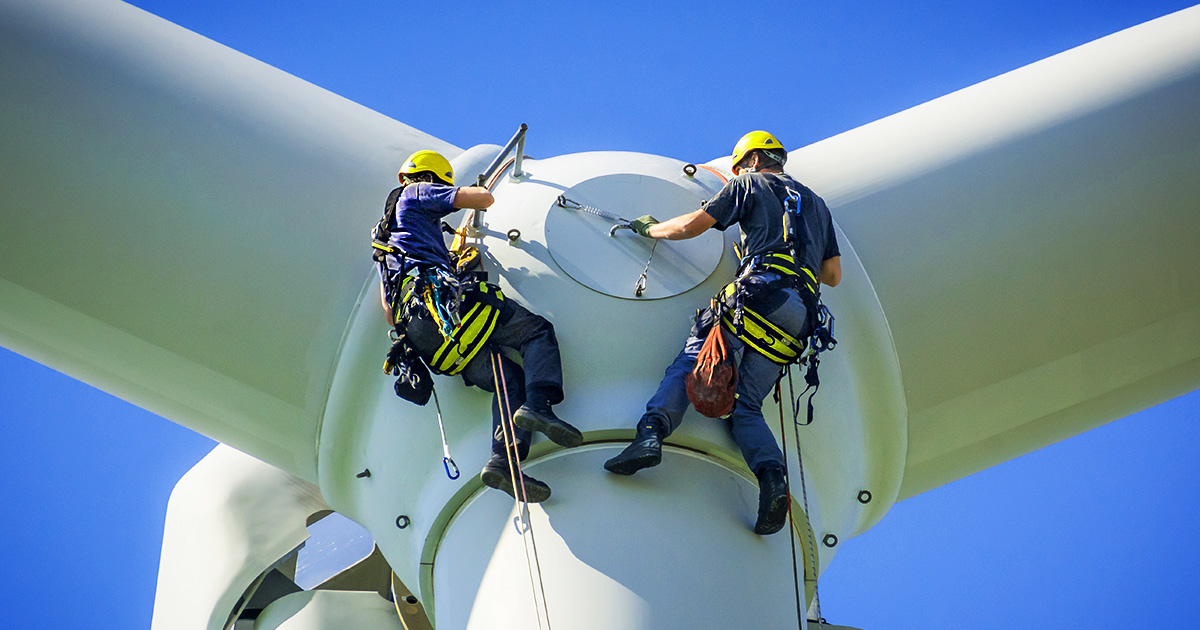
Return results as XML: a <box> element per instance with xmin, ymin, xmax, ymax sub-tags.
<box><xmin>384</xmin><ymin>337</ymin><xmax>433</xmax><ymax>406</ymax></box>
<box><xmin>393</xmin><ymin>359</ymin><xmax>433</xmax><ymax>406</ymax></box>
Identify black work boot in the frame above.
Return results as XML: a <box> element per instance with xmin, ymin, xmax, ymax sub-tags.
<box><xmin>480</xmin><ymin>455</ymin><xmax>552</xmax><ymax>503</ymax></box>
<box><xmin>513</xmin><ymin>404</ymin><xmax>583</xmax><ymax>448</ymax></box>
<box><xmin>603</xmin><ymin>418</ymin><xmax>664</xmax><ymax>475</ymax></box>
<box><xmin>754</xmin><ymin>465</ymin><xmax>790</xmax><ymax>535</ymax></box>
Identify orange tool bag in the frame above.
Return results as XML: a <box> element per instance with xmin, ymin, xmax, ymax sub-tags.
<box><xmin>686</xmin><ymin>325</ymin><xmax>738</xmax><ymax>418</ymax></box>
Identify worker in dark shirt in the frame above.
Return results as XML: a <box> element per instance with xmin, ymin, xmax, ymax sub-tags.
<box><xmin>603</xmin><ymin>132</ymin><xmax>842</xmax><ymax>534</ymax></box>
<box><xmin>378</xmin><ymin>150</ymin><xmax>583</xmax><ymax>502</ymax></box>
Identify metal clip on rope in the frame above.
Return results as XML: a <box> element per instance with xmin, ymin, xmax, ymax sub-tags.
<box><xmin>634</xmin><ymin>239</ymin><xmax>659</xmax><ymax>297</ymax></box>
<box><xmin>432</xmin><ymin>389</ymin><xmax>459</xmax><ymax>480</ymax></box>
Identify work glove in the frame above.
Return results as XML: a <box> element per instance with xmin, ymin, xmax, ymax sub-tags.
<box><xmin>629</xmin><ymin>215</ymin><xmax>660</xmax><ymax>238</ymax></box>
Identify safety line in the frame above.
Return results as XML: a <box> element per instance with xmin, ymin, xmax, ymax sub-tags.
<box><xmin>787</xmin><ymin>368</ymin><xmax>824</xmax><ymax>629</ymax></box>
<box><xmin>776</xmin><ymin>381</ymin><xmax>806</xmax><ymax>630</ymax></box>
<box><xmin>696</xmin><ymin>164</ymin><xmax>730</xmax><ymax>184</ymax></box>
<box><xmin>491</xmin><ymin>351</ymin><xmax>553</xmax><ymax>630</ymax></box>
<box><xmin>490</xmin><ymin>351</ymin><xmax>543</xmax><ymax>628</ymax></box>
<box><xmin>633</xmin><ymin>239</ymin><xmax>658</xmax><ymax>297</ymax></box>
<box><xmin>484</xmin><ymin>157</ymin><xmax>517</xmax><ymax>191</ymax></box>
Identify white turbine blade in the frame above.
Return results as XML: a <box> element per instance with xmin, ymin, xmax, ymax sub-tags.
<box><xmin>151</xmin><ymin>445</ymin><xmax>328</xmax><ymax>630</ymax></box>
<box><xmin>0</xmin><ymin>0</ymin><xmax>457</xmax><ymax>482</ymax></box>
<box><xmin>792</xmin><ymin>5</ymin><xmax>1200</xmax><ymax>498</ymax></box>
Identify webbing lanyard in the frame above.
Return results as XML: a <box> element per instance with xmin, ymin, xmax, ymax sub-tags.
<box><xmin>793</xmin><ymin>302</ymin><xmax>836</xmax><ymax>426</ymax></box>
<box><xmin>430</xmin><ymin>388</ymin><xmax>459</xmax><ymax>480</ymax></box>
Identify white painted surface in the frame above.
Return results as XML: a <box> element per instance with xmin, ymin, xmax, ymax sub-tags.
<box><xmin>150</xmin><ymin>445</ymin><xmax>328</xmax><ymax>630</ymax></box>
<box><xmin>255</xmin><ymin>591</ymin><xmax>402</xmax><ymax>630</ymax></box>
<box><xmin>0</xmin><ymin>0</ymin><xmax>458</xmax><ymax>482</ymax></box>
<box><xmin>0</xmin><ymin>1</ymin><xmax>1196</xmax><ymax>628</ymax></box>
<box><xmin>789</xmin><ymin>4</ymin><xmax>1200</xmax><ymax>497</ymax></box>
<box><xmin>435</xmin><ymin>447</ymin><xmax>807</xmax><ymax>630</ymax></box>
<box><xmin>546</xmin><ymin>170</ymin><xmax>724</xmax><ymax>299</ymax></box>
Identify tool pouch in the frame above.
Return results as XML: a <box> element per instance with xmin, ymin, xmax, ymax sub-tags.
<box><xmin>393</xmin><ymin>356</ymin><xmax>433</xmax><ymax>406</ymax></box>
<box><xmin>687</xmin><ymin>325</ymin><xmax>738</xmax><ymax>418</ymax></box>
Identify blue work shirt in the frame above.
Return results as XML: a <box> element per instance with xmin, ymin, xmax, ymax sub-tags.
<box><xmin>384</xmin><ymin>182</ymin><xmax>459</xmax><ymax>274</ymax></box>
<box><xmin>703</xmin><ymin>172</ymin><xmax>840</xmax><ymax>276</ymax></box>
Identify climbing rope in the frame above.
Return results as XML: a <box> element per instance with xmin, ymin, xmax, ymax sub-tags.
<box><xmin>786</xmin><ymin>367</ymin><xmax>825</xmax><ymax>628</ymax></box>
<box><xmin>775</xmin><ymin>382</ymin><xmax>805</xmax><ymax>630</ymax></box>
<box><xmin>420</xmin><ymin>268</ymin><xmax>462</xmax><ymax>337</ymax></box>
<box><xmin>491</xmin><ymin>350</ymin><xmax>553</xmax><ymax>630</ymax></box>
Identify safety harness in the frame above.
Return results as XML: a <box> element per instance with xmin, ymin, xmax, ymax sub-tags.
<box><xmin>425</xmin><ymin>280</ymin><xmax>505</xmax><ymax>375</ymax></box>
<box><xmin>712</xmin><ymin>182</ymin><xmax>838</xmax><ymax>427</ymax></box>
<box><xmin>372</xmin><ymin>187</ymin><xmax>507</xmax><ymax>378</ymax></box>
<box><xmin>717</xmin><ymin>251</ymin><xmax>817</xmax><ymax>365</ymax></box>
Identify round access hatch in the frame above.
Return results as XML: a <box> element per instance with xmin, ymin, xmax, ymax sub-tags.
<box><xmin>544</xmin><ymin>174</ymin><xmax>724</xmax><ymax>299</ymax></box>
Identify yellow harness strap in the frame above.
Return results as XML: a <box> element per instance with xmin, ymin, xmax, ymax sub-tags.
<box><xmin>717</xmin><ymin>283</ymin><xmax>806</xmax><ymax>365</ymax></box>
<box><xmin>759</xmin><ymin>252</ymin><xmax>818</xmax><ymax>295</ymax></box>
<box><xmin>427</xmin><ymin>282</ymin><xmax>505</xmax><ymax>375</ymax></box>
<box><xmin>716</xmin><ymin>251</ymin><xmax>816</xmax><ymax>366</ymax></box>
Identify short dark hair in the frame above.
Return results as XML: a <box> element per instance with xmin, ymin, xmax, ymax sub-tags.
<box><xmin>402</xmin><ymin>171</ymin><xmax>442</xmax><ymax>185</ymax></box>
<box><xmin>736</xmin><ymin>148</ymin><xmax>786</xmax><ymax>171</ymax></box>
<box><xmin>755</xmin><ymin>148</ymin><xmax>786</xmax><ymax>169</ymax></box>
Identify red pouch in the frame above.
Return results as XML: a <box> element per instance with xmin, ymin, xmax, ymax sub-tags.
<box><xmin>687</xmin><ymin>326</ymin><xmax>738</xmax><ymax>417</ymax></box>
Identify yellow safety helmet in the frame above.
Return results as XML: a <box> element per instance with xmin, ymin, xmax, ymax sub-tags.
<box><xmin>399</xmin><ymin>150</ymin><xmax>454</xmax><ymax>186</ymax></box>
<box><xmin>731</xmin><ymin>131</ymin><xmax>787</xmax><ymax>170</ymax></box>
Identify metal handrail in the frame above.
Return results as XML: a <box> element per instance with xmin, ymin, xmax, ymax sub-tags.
<box><xmin>475</xmin><ymin>123</ymin><xmax>528</xmax><ymax>187</ymax></box>
<box><xmin>471</xmin><ymin>123</ymin><xmax>527</xmax><ymax>232</ymax></box>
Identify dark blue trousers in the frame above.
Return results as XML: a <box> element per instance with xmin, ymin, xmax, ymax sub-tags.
<box><xmin>641</xmin><ymin>287</ymin><xmax>810</xmax><ymax>474</ymax></box>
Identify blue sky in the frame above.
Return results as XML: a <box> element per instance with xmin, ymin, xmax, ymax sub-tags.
<box><xmin>2</xmin><ymin>1</ymin><xmax>1198</xmax><ymax>628</ymax></box>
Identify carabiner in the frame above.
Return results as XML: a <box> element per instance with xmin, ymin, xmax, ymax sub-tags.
<box><xmin>432</xmin><ymin>388</ymin><xmax>459</xmax><ymax>481</ymax></box>
<box><xmin>443</xmin><ymin>457</ymin><xmax>460</xmax><ymax>480</ymax></box>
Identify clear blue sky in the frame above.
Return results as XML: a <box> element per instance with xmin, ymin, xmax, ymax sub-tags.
<box><xmin>2</xmin><ymin>1</ymin><xmax>1198</xmax><ymax>628</ymax></box>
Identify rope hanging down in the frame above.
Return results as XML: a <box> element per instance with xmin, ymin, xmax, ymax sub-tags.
<box><xmin>491</xmin><ymin>351</ymin><xmax>553</xmax><ymax>630</ymax></box>
<box><xmin>634</xmin><ymin>239</ymin><xmax>658</xmax><ymax>297</ymax></box>
<box><xmin>771</xmin><ymin>299</ymin><xmax>837</xmax><ymax>628</ymax></box>
<box><xmin>785</xmin><ymin>369</ymin><xmax>825</xmax><ymax>629</ymax></box>
<box><xmin>776</xmin><ymin>382</ymin><xmax>806</xmax><ymax>630</ymax></box>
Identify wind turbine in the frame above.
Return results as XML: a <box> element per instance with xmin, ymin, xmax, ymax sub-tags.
<box><xmin>2</xmin><ymin>1</ymin><xmax>1198</xmax><ymax>628</ymax></box>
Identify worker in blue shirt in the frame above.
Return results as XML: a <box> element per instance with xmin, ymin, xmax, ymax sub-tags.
<box><xmin>603</xmin><ymin>132</ymin><xmax>842</xmax><ymax>534</ymax></box>
<box><xmin>378</xmin><ymin>150</ymin><xmax>583</xmax><ymax>502</ymax></box>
